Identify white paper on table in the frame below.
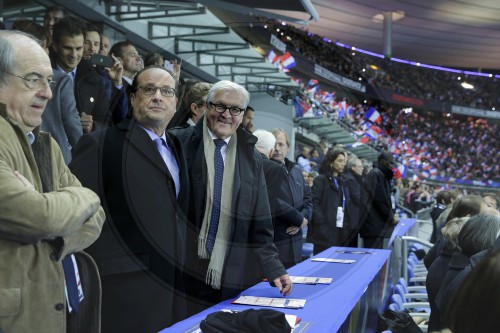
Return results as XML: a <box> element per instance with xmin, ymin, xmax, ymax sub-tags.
<box><xmin>232</xmin><ymin>295</ymin><xmax>306</xmax><ymax>309</ymax></box>
<box><xmin>311</xmin><ymin>258</ymin><xmax>356</xmax><ymax>264</ymax></box>
<box><xmin>290</xmin><ymin>276</ymin><xmax>332</xmax><ymax>284</ymax></box>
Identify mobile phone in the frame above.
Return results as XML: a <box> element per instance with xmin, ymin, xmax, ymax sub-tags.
<box><xmin>164</xmin><ymin>61</ymin><xmax>174</xmax><ymax>71</ymax></box>
<box><xmin>90</xmin><ymin>53</ymin><xmax>113</xmax><ymax>68</ymax></box>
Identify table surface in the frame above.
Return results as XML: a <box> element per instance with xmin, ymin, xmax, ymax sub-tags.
<box><xmin>160</xmin><ymin>246</ymin><xmax>391</xmax><ymax>333</ymax></box>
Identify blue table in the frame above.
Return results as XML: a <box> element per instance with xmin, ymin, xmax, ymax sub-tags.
<box><xmin>160</xmin><ymin>247</ymin><xmax>391</xmax><ymax>333</ymax></box>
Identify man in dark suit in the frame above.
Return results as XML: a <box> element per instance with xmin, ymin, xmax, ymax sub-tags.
<box><xmin>70</xmin><ymin>66</ymin><xmax>188</xmax><ymax>332</ymax></box>
<box><xmin>271</xmin><ymin>128</ymin><xmax>313</xmax><ymax>268</ymax></box>
<box><xmin>170</xmin><ymin>81</ymin><xmax>292</xmax><ymax>314</ymax></box>
<box><xmin>51</xmin><ymin>18</ymin><xmax>122</xmax><ymax>132</ymax></box>
<box><xmin>360</xmin><ymin>151</ymin><xmax>398</xmax><ymax>248</ymax></box>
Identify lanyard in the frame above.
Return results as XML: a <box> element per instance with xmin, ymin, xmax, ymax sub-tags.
<box><xmin>332</xmin><ymin>177</ymin><xmax>346</xmax><ymax>209</ymax></box>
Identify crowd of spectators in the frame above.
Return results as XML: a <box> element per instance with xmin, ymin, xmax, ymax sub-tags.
<box><xmin>261</xmin><ymin>18</ymin><xmax>500</xmax><ymax>110</ymax></box>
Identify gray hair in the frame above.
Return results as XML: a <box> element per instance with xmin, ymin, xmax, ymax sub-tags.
<box><xmin>346</xmin><ymin>157</ymin><xmax>362</xmax><ymax>170</ymax></box>
<box><xmin>0</xmin><ymin>30</ymin><xmax>41</xmax><ymax>87</ymax></box>
<box><xmin>206</xmin><ymin>80</ymin><xmax>250</xmax><ymax>109</ymax></box>
<box><xmin>458</xmin><ymin>214</ymin><xmax>500</xmax><ymax>256</ymax></box>
<box><xmin>253</xmin><ymin>129</ymin><xmax>276</xmax><ymax>152</ymax></box>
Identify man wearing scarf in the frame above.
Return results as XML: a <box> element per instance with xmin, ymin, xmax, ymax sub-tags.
<box><xmin>171</xmin><ymin>80</ymin><xmax>292</xmax><ymax>315</ymax></box>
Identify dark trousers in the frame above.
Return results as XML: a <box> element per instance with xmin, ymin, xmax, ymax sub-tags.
<box><xmin>362</xmin><ymin>236</ymin><xmax>386</xmax><ymax>249</ymax></box>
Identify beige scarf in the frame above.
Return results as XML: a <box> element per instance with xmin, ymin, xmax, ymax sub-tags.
<box><xmin>198</xmin><ymin>117</ymin><xmax>237</xmax><ymax>289</ymax></box>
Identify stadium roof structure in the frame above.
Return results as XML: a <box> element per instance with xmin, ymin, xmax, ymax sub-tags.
<box><xmin>266</xmin><ymin>0</ymin><xmax>500</xmax><ymax>71</ymax></box>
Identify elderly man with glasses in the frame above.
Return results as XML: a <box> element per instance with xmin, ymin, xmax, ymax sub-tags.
<box><xmin>170</xmin><ymin>80</ymin><xmax>292</xmax><ymax>315</ymax></box>
<box><xmin>70</xmin><ymin>66</ymin><xmax>189</xmax><ymax>332</ymax></box>
<box><xmin>0</xmin><ymin>30</ymin><xmax>105</xmax><ymax>333</ymax></box>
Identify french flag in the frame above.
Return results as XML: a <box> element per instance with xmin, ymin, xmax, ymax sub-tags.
<box><xmin>307</xmin><ymin>79</ymin><xmax>319</xmax><ymax>86</ymax></box>
<box><xmin>280</xmin><ymin>52</ymin><xmax>297</xmax><ymax>69</ymax></box>
<box><xmin>366</xmin><ymin>125</ymin><xmax>382</xmax><ymax>140</ymax></box>
<box><xmin>365</xmin><ymin>107</ymin><xmax>382</xmax><ymax>124</ymax></box>
<box><xmin>394</xmin><ymin>164</ymin><xmax>407</xmax><ymax>179</ymax></box>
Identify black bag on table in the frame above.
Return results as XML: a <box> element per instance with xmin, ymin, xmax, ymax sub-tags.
<box><xmin>377</xmin><ymin>309</ymin><xmax>423</xmax><ymax>333</ymax></box>
<box><xmin>200</xmin><ymin>308</ymin><xmax>292</xmax><ymax>333</ymax></box>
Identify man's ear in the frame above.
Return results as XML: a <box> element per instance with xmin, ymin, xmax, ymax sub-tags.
<box><xmin>268</xmin><ymin>148</ymin><xmax>274</xmax><ymax>159</ymax></box>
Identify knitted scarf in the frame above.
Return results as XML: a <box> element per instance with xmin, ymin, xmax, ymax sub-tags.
<box><xmin>198</xmin><ymin>117</ymin><xmax>236</xmax><ymax>289</ymax></box>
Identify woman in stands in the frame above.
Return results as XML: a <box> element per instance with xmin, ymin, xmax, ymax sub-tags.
<box><xmin>433</xmin><ymin>214</ymin><xmax>500</xmax><ymax>331</ymax></box>
<box><xmin>424</xmin><ymin>194</ymin><xmax>488</xmax><ymax>269</ymax></box>
<box><xmin>307</xmin><ymin>148</ymin><xmax>352</xmax><ymax>254</ymax></box>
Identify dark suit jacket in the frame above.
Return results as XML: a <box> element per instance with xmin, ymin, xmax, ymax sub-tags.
<box><xmin>308</xmin><ymin>173</ymin><xmax>351</xmax><ymax>248</ymax></box>
<box><xmin>360</xmin><ymin>165</ymin><xmax>395</xmax><ymax>239</ymax></box>
<box><xmin>70</xmin><ymin>118</ymin><xmax>188</xmax><ymax>331</ymax></box>
<box><xmin>272</xmin><ymin>158</ymin><xmax>312</xmax><ymax>266</ymax></box>
<box><xmin>74</xmin><ymin>60</ymin><xmax>115</xmax><ymax>130</ymax></box>
<box><xmin>170</xmin><ymin>120</ymin><xmax>286</xmax><ymax>301</ymax></box>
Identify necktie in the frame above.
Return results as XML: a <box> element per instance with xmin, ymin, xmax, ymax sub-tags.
<box><xmin>155</xmin><ymin>138</ymin><xmax>180</xmax><ymax>198</ymax></box>
<box><xmin>62</xmin><ymin>256</ymin><xmax>79</xmax><ymax>313</ymax></box>
<box><xmin>206</xmin><ymin>139</ymin><xmax>226</xmax><ymax>253</ymax></box>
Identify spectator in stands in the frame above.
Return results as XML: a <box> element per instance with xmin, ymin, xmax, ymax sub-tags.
<box><xmin>99</xmin><ymin>33</ymin><xmax>111</xmax><ymax>56</ymax></box>
<box><xmin>82</xmin><ymin>24</ymin><xmax>127</xmax><ymax>126</ymax></box>
<box><xmin>361</xmin><ymin>157</ymin><xmax>372</xmax><ymax>176</ymax></box>
<box><xmin>43</xmin><ymin>5</ymin><xmax>68</xmax><ymax>36</ymax></box>
<box><xmin>343</xmin><ymin>157</ymin><xmax>364</xmax><ymax>247</ymax></box>
<box><xmin>170</xmin><ymin>80</ymin><xmax>292</xmax><ymax>314</ymax></box>
<box><xmin>296</xmin><ymin>145</ymin><xmax>313</xmax><ymax>172</ymax></box>
<box><xmin>271</xmin><ymin>128</ymin><xmax>313</xmax><ymax>268</ymax></box>
<box><xmin>430</xmin><ymin>190</ymin><xmax>457</xmax><ymax>243</ymax></box>
<box><xmin>253</xmin><ymin>130</ymin><xmax>286</xmax><ymax>211</ymax></box>
<box><xmin>51</xmin><ymin>18</ymin><xmax>114</xmax><ymax>132</ymax></box>
<box><xmin>144</xmin><ymin>51</ymin><xmax>164</xmax><ymax>67</ymax></box>
<box><xmin>13</xmin><ymin>19</ymin><xmax>82</xmax><ymax>164</ymax></box>
<box><xmin>424</xmin><ymin>194</ymin><xmax>488</xmax><ymax>269</ymax></box>
<box><xmin>82</xmin><ymin>23</ymin><xmax>100</xmax><ymax>62</ymax></box>
<box><xmin>309</xmin><ymin>147</ymin><xmax>322</xmax><ymax>171</ymax></box>
<box><xmin>360</xmin><ymin>151</ymin><xmax>397</xmax><ymax>248</ymax></box>
<box><xmin>110</xmin><ymin>41</ymin><xmax>143</xmax><ymax>85</ymax></box>
<box><xmin>308</xmin><ymin>148</ymin><xmax>351</xmax><ymax>253</ymax></box>
<box><xmin>70</xmin><ymin>66</ymin><xmax>188</xmax><ymax>332</ymax></box>
<box><xmin>426</xmin><ymin>216</ymin><xmax>469</xmax><ymax>332</ymax></box>
<box><xmin>307</xmin><ymin>170</ymin><xmax>319</xmax><ymax>187</ymax></box>
<box><xmin>482</xmin><ymin>192</ymin><xmax>498</xmax><ymax>210</ymax></box>
<box><xmin>168</xmin><ymin>82</ymin><xmax>212</xmax><ymax>128</ymax></box>
<box><xmin>0</xmin><ymin>29</ymin><xmax>104</xmax><ymax>333</ymax></box>
<box><xmin>241</xmin><ymin>105</ymin><xmax>254</xmax><ymax>132</ymax></box>
<box><xmin>434</xmin><ymin>214</ymin><xmax>500</xmax><ymax>330</ymax></box>
<box><xmin>444</xmin><ymin>249</ymin><xmax>500</xmax><ymax>333</ymax></box>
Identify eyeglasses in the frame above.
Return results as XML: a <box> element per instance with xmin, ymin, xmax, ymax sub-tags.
<box><xmin>136</xmin><ymin>86</ymin><xmax>176</xmax><ymax>97</ymax></box>
<box><xmin>208</xmin><ymin>102</ymin><xmax>245</xmax><ymax>116</ymax></box>
<box><xmin>7</xmin><ymin>72</ymin><xmax>55</xmax><ymax>90</ymax></box>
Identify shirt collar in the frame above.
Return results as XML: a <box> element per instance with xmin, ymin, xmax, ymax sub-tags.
<box><xmin>139</xmin><ymin>125</ymin><xmax>166</xmax><ymax>142</ymax></box>
<box><xmin>27</xmin><ymin>132</ymin><xmax>35</xmax><ymax>145</ymax></box>
<box><xmin>207</xmin><ymin>128</ymin><xmax>230</xmax><ymax>145</ymax></box>
<box><xmin>55</xmin><ymin>63</ymin><xmax>77</xmax><ymax>79</ymax></box>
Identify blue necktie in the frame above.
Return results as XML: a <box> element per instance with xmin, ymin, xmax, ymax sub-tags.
<box><xmin>155</xmin><ymin>138</ymin><xmax>180</xmax><ymax>198</ymax></box>
<box><xmin>206</xmin><ymin>139</ymin><xmax>225</xmax><ymax>254</ymax></box>
<box><xmin>62</xmin><ymin>256</ymin><xmax>79</xmax><ymax>313</ymax></box>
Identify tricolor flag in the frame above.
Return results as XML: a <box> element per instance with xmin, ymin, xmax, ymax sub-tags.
<box><xmin>365</xmin><ymin>107</ymin><xmax>382</xmax><ymax>124</ymax></box>
<box><xmin>280</xmin><ymin>52</ymin><xmax>297</xmax><ymax>69</ymax></box>
<box><xmin>394</xmin><ymin>164</ymin><xmax>407</xmax><ymax>179</ymax></box>
<box><xmin>366</xmin><ymin>125</ymin><xmax>382</xmax><ymax>140</ymax></box>
<box><xmin>307</xmin><ymin>79</ymin><xmax>319</xmax><ymax>86</ymax></box>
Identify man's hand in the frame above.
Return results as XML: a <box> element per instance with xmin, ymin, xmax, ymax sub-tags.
<box><xmin>106</xmin><ymin>54</ymin><xmax>124</xmax><ymax>86</ymax></box>
<box><xmin>81</xmin><ymin>112</ymin><xmax>93</xmax><ymax>133</ymax></box>
<box><xmin>171</xmin><ymin>58</ymin><xmax>182</xmax><ymax>82</ymax></box>
<box><xmin>286</xmin><ymin>218</ymin><xmax>308</xmax><ymax>235</ymax></box>
<box><xmin>392</xmin><ymin>215</ymin><xmax>400</xmax><ymax>225</ymax></box>
<box><xmin>273</xmin><ymin>274</ymin><xmax>293</xmax><ymax>296</ymax></box>
<box><xmin>14</xmin><ymin>170</ymin><xmax>35</xmax><ymax>190</ymax></box>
